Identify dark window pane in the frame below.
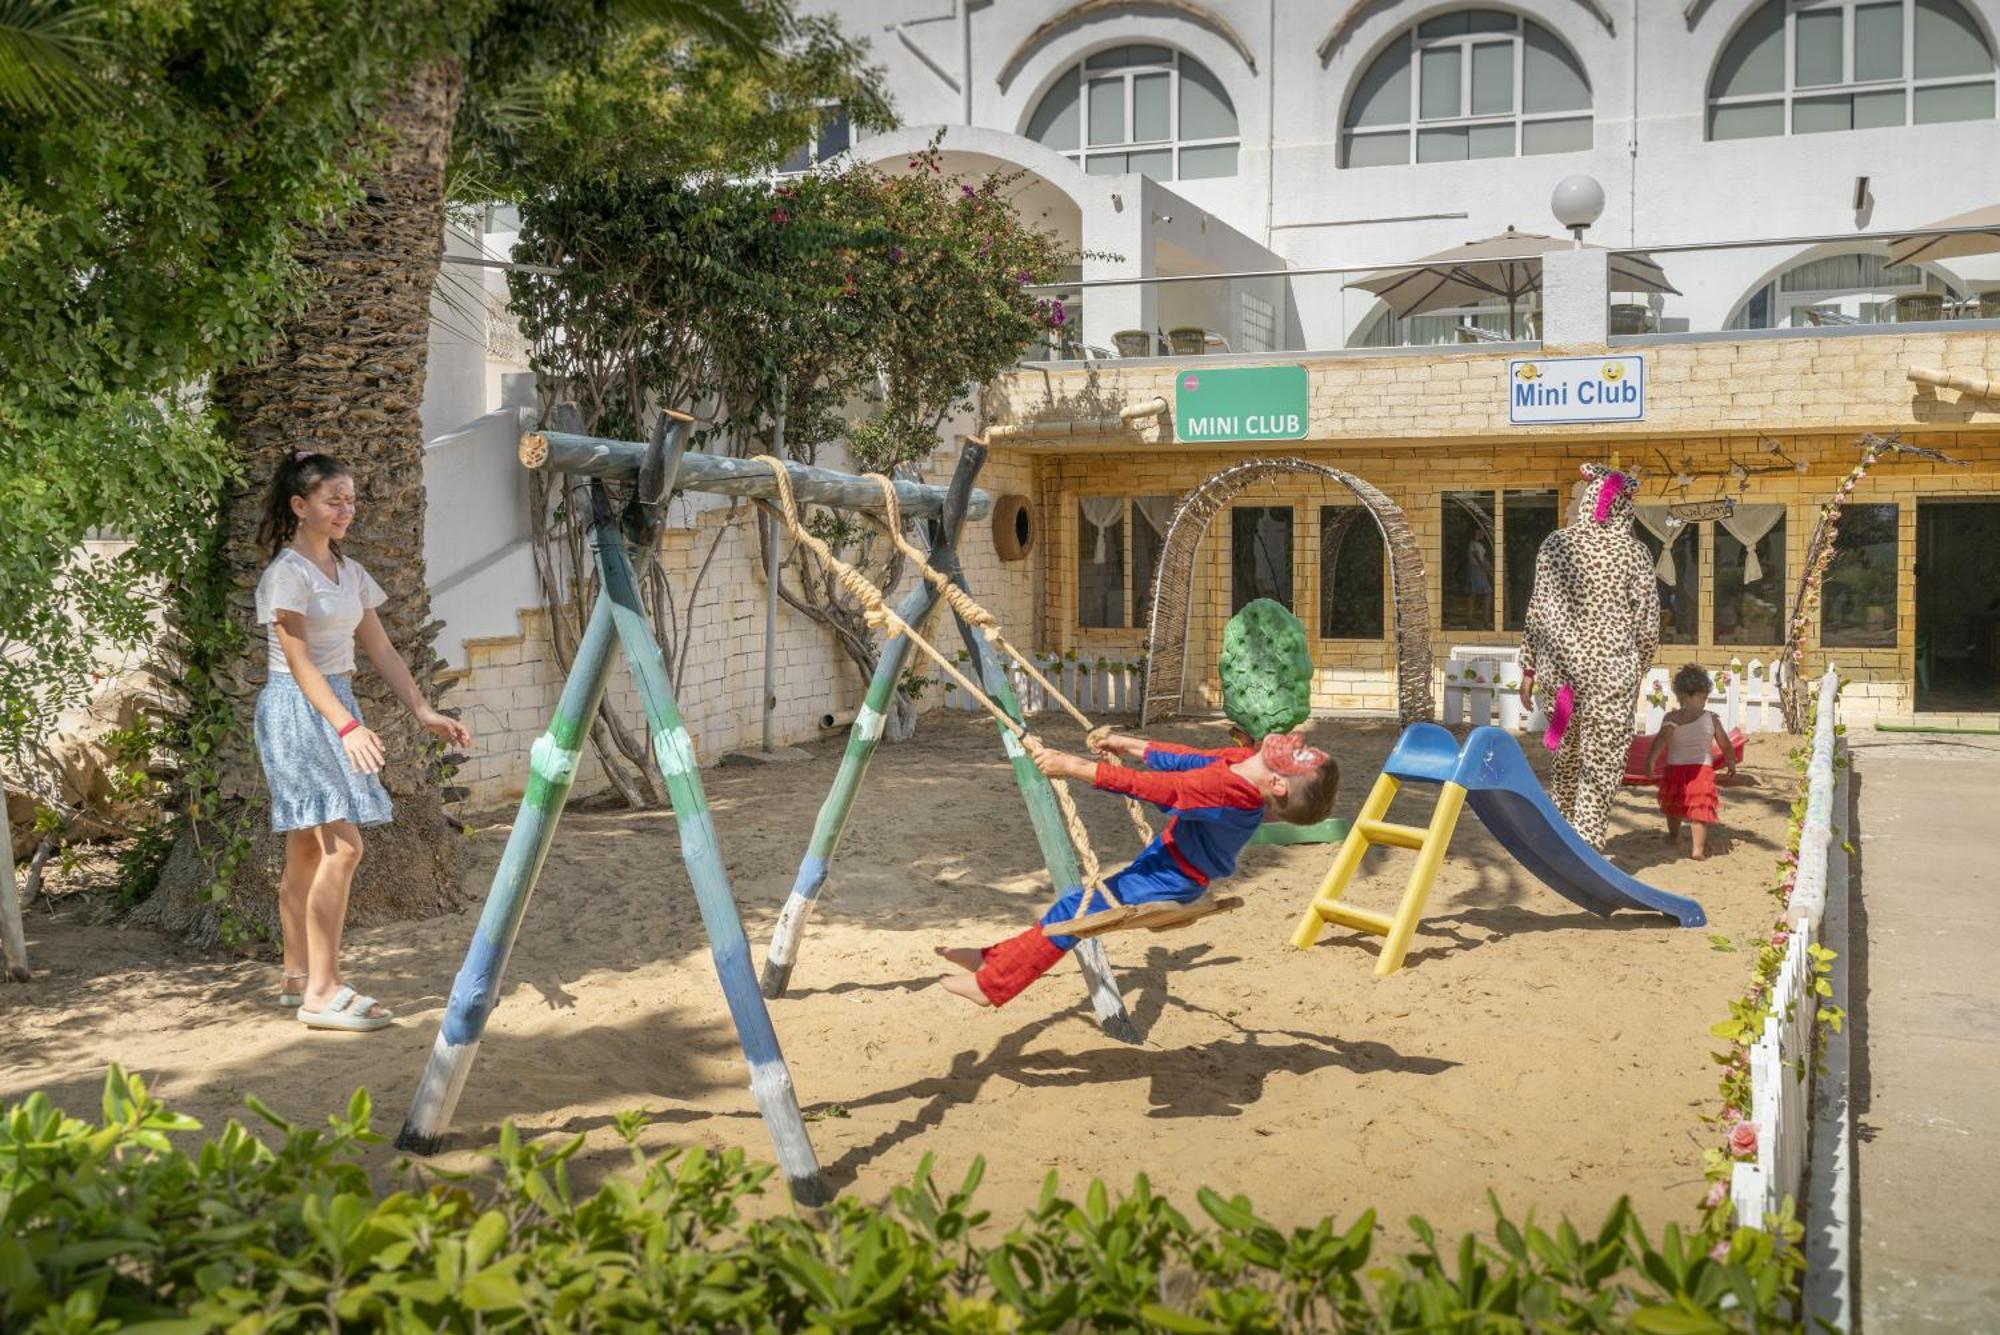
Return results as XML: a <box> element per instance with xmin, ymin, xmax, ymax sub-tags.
<box><xmin>1078</xmin><ymin>502</ymin><xmax>1125</xmax><ymax>627</ymax></box>
<box><xmin>1231</xmin><ymin>506</ymin><xmax>1294</xmax><ymax>612</ymax></box>
<box><xmin>1716</xmin><ymin>514</ymin><xmax>1787</xmax><ymax>645</ymax></box>
<box><xmin>1442</xmin><ymin>491</ymin><xmax>1497</xmax><ymax>630</ymax></box>
<box><xmin>817</xmin><ymin>105</ymin><xmax>850</xmax><ymax>160</ymax></box>
<box><xmin>1131</xmin><ymin>497</ymin><xmax>1174</xmax><ymax>629</ymax></box>
<box><xmin>1823</xmin><ymin>503</ymin><xmax>1899</xmax><ymax>647</ymax></box>
<box><xmin>1320</xmin><ymin>507</ymin><xmax>1385</xmax><ymax>638</ymax></box>
<box><xmin>1502</xmin><ymin>490</ymin><xmax>1559</xmax><ymax>631</ymax></box>
<box><xmin>1636</xmin><ymin>523</ymin><xmax>1701</xmax><ymax>645</ymax></box>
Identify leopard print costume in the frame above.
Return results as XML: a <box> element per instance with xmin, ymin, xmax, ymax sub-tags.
<box><xmin>1518</xmin><ymin>465</ymin><xmax>1659</xmax><ymax>849</ymax></box>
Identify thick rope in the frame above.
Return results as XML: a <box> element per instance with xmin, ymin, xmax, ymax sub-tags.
<box><xmin>866</xmin><ymin>473</ymin><xmax>1155</xmax><ymax>850</ymax></box>
<box><xmin>755</xmin><ymin>457</ymin><xmax>1121</xmax><ymax>910</ymax></box>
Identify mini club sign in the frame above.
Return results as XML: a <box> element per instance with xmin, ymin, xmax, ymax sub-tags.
<box><xmin>1507</xmin><ymin>354</ymin><xmax>1645</xmax><ymax>424</ymax></box>
<box><xmin>1174</xmin><ymin>365</ymin><xmax>1309</xmax><ymax>443</ymax></box>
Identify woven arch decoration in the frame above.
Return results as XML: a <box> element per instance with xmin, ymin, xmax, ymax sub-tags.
<box><xmin>1140</xmin><ymin>457</ymin><xmax>1433</xmax><ymax>727</ymax></box>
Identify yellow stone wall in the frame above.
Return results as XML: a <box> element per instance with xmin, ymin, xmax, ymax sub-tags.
<box><xmin>989</xmin><ymin>327</ymin><xmax>2000</xmax><ymax>723</ymax></box>
<box><xmin>441</xmin><ymin>446</ymin><xmax>1039</xmax><ymax>811</ymax></box>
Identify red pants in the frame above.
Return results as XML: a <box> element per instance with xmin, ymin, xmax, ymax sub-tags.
<box><xmin>972</xmin><ymin>927</ymin><xmax>1067</xmax><ymax>1006</ymax></box>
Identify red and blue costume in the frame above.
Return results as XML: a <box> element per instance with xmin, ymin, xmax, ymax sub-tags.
<box><xmin>972</xmin><ymin>742</ymin><xmax>1267</xmax><ymax>1006</ymax></box>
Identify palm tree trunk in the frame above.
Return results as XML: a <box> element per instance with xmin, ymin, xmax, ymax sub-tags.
<box><xmin>142</xmin><ymin>61</ymin><xmax>468</xmax><ymax>945</ymax></box>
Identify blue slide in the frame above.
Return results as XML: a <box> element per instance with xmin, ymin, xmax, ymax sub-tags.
<box><xmin>1384</xmin><ymin>722</ymin><xmax>1707</xmax><ymax>927</ymax></box>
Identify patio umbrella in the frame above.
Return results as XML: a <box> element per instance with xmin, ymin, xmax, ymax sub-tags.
<box><xmin>1349</xmin><ymin>227</ymin><xmax>1679</xmax><ymax>339</ymax></box>
<box><xmin>1885</xmin><ymin>204</ymin><xmax>2000</xmax><ymax>267</ymax></box>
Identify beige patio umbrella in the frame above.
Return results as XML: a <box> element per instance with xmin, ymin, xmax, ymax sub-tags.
<box><xmin>1885</xmin><ymin>204</ymin><xmax>2000</xmax><ymax>267</ymax></box>
<box><xmin>1349</xmin><ymin>227</ymin><xmax>1679</xmax><ymax>339</ymax></box>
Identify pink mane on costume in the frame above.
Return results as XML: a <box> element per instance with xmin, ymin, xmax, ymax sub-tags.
<box><xmin>1543</xmin><ymin>682</ymin><xmax>1576</xmax><ymax>751</ymax></box>
<box><xmin>1592</xmin><ymin>471</ymin><xmax>1629</xmax><ymax>524</ymax></box>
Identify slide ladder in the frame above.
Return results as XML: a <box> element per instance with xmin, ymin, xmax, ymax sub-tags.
<box><xmin>1292</xmin><ymin>723</ymin><xmax>1707</xmax><ymax>976</ymax></box>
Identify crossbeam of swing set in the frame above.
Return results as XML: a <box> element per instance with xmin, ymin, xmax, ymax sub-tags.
<box><xmin>521</xmin><ymin>425</ymin><xmax>993</xmax><ymax>521</ymax></box>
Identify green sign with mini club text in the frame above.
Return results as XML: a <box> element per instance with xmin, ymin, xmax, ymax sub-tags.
<box><xmin>1173</xmin><ymin>365</ymin><xmax>1309</xmax><ymax>443</ymax></box>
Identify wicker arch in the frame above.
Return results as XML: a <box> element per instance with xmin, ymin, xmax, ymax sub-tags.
<box><xmin>1140</xmin><ymin>457</ymin><xmax>1433</xmax><ymax>727</ymax></box>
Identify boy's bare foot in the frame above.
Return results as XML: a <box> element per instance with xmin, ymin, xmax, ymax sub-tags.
<box><xmin>938</xmin><ymin>972</ymin><xmax>992</xmax><ymax>1006</ymax></box>
<box><xmin>933</xmin><ymin>946</ymin><xmax>983</xmax><ymax>972</ymax></box>
<box><xmin>1691</xmin><ymin>849</ymin><xmax>1708</xmax><ymax>861</ymax></box>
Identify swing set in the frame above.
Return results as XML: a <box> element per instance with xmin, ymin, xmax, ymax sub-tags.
<box><xmin>397</xmin><ymin>411</ymin><xmax>1212</xmax><ymax>1205</ymax></box>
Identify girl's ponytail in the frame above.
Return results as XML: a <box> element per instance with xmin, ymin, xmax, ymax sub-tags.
<box><xmin>259</xmin><ymin>451</ymin><xmax>353</xmax><ymax>559</ymax></box>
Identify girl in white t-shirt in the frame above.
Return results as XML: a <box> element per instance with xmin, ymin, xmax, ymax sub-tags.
<box><xmin>253</xmin><ymin>451</ymin><xmax>472</xmax><ymax>1032</ymax></box>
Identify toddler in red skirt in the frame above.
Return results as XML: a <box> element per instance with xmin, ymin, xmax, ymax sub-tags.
<box><xmin>1644</xmin><ymin>663</ymin><xmax>1737</xmax><ymax>860</ymax></box>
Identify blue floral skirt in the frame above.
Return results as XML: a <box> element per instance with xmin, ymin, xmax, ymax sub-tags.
<box><xmin>255</xmin><ymin>672</ymin><xmax>394</xmax><ymax>833</ymax></box>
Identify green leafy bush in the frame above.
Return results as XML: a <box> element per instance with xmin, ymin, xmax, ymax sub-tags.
<box><xmin>1220</xmin><ymin>599</ymin><xmax>1313</xmax><ymax>742</ymax></box>
<box><xmin>1</xmin><ymin>1068</ymin><xmax>1808</xmax><ymax>1332</ymax></box>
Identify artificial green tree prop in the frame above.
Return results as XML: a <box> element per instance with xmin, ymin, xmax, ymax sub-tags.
<box><xmin>1221</xmin><ymin>599</ymin><xmax>1313</xmax><ymax>741</ymax></box>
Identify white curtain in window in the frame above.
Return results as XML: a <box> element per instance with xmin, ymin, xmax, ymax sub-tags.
<box><xmin>1719</xmin><ymin>503</ymin><xmax>1786</xmax><ymax>582</ymax></box>
<box><xmin>1633</xmin><ymin>505</ymin><xmax>1681</xmax><ymax>581</ymax></box>
<box><xmin>1080</xmin><ymin>497</ymin><xmax>1124</xmax><ymax>563</ymax></box>
<box><xmin>1133</xmin><ymin>495</ymin><xmax>1176</xmax><ymax>538</ymax></box>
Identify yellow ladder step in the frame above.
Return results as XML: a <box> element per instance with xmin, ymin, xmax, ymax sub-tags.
<box><xmin>1356</xmin><ymin>818</ymin><xmax>1431</xmax><ymax>851</ymax></box>
<box><xmin>1312</xmin><ymin>901</ymin><xmax>1395</xmax><ymax>936</ymax></box>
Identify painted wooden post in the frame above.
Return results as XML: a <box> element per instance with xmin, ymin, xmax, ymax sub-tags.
<box><xmin>760</xmin><ymin>443</ymin><xmax>986</xmax><ymax>998</ymax></box>
<box><xmin>594</xmin><ymin>487</ymin><xmax>829</xmax><ymax>1205</ymax></box>
<box><xmin>1</xmin><ymin>800</ymin><xmax>30</xmax><ymax>982</ymax></box>
<box><xmin>944</xmin><ymin>565</ymin><xmax>1137</xmax><ymax>1045</ymax></box>
<box><xmin>1496</xmin><ymin>661</ymin><xmax>1524</xmax><ymax>732</ymax></box>
<box><xmin>398</xmin><ymin>588</ymin><xmax>622</xmax><ymax>1152</ymax></box>
<box><xmin>1466</xmin><ymin>657</ymin><xmax>1496</xmax><ymax>728</ymax></box>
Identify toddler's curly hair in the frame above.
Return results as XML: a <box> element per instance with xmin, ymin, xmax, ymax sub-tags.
<box><xmin>1672</xmin><ymin>663</ymin><xmax>1713</xmax><ymax>699</ymax></box>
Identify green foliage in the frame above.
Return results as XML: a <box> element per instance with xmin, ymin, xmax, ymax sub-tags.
<box><xmin>2</xmin><ymin>1067</ymin><xmax>1809</xmax><ymax>1332</ymax></box>
<box><xmin>1219</xmin><ymin>598</ymin><xmax>1314</xmax><ymax>741</ymax></box>
<box><xmin>0</xmin><ymin>1</ymin><xmax>449</xmax><ymax>752</ymax></box>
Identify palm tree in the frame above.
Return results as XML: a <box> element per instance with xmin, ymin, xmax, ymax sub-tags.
<box><xmin>0</xmin><ymin>1</ymin><xmax>103</xmax><ymax>117</ymax></box>
<box><xmin>155</xmin><ymin>2</ymin><xmax>774</xmax><ymax>943</ymax></box>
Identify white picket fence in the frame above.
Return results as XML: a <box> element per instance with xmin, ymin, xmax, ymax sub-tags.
<box><xmin>1730</xmin><ymin>667</ymin><xmax>1843</xmax><ymax>1231</ymax></box>
<box><xmin>938</xmin><ymin>656</ymin><xmax>1144</xmax><ymax>717</ymax></box>
<box><xmin>1440</xmin><ymin>649</ymin><xmax>1786</xmax><ymax>736</ymax></box>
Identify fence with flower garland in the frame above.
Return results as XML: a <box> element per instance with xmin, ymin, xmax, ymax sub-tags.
<box><xmin>1725</xmin><ymin>667</ymin><xmax>1846</xmax><ymax>1239</ymax></box>
<box><xmin>1440</xmin><ymin>652</ymin><xmax>1785</xmax><ymax>736</ymax></box>
<box><xmin>937</xmin><ymin>652</ymin><xmax>1144</xmax><ymax>717</ymax></box>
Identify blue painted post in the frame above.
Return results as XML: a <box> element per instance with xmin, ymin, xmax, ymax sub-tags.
<box><xmin>594</xmin><ymin>485</ymin><xmax>829</xmax><ymax>1204</ymax></box>
<box><xmin>761</xmin><ymin>442</ymin><xmax>986</xmax><ymax>998</ymax></box>
<box><xmin>396</xmin><ymin>590</ymin><xmax>621</xmax><ymax>1152</ymax></box>
<box><xmin>944</xmin><ymin>560</ymin><xmax>1138</xmax><ymax>1044</ymax></box>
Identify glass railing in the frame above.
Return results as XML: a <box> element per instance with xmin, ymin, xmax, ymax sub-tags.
<box><xmin>1018</xmin><ymin>260</ymin><xmax>1545</xmax><ymax>363</ymax></box>
<box><xmin>1014</xmin><ymin>225</ymin><xmax>2000</xmax><ymax>364</ymax></box>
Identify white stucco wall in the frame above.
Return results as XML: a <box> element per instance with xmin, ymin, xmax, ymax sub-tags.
<box><xmin>802</xmin><ymin>0</ymin><xmax>2000</xmax><ymax>344</ymax></box>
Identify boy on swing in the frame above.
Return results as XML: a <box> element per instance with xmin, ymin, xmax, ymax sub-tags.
<box><xmin>937</xmin><ymin>729</ymin><xmax>1340</xmax><ymax>1008</ymax></box>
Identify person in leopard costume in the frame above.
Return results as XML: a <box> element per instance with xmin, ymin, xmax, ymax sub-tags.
<box><xmin>1517</xmin><ymin>464</ymin><xmax>1659</xmax><ymax>849</ymax></box>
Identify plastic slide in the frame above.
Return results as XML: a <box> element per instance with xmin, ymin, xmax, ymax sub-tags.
<box><xmin>1387</xmin><ymin>723</ymin><xmax>1708</xmax><ymax>927</ymax></box>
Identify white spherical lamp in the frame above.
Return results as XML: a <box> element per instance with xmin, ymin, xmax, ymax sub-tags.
<box><xmin>1551</xmin><ymin>174</ymin><xmax>1605</xmax><ymax>242</ymax></box>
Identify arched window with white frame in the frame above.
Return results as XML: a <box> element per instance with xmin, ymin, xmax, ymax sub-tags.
<box><xmin>1707</xmin><ymin>0</ymin><xmax>1997</xmax><ymax>140</ymax></box>
<box><xmin>1726</xmin><ymin>250</ymin><xmax>1963</xmax><ymax>328</ymax></box>
<box><xmin>1341</xmin><ymin>9</ymin><xmax>1592</xmax><ymax>168</ymax></box>
<box><xmin>1025</xmin><ymin>45</ymin><xmax>1240</xmax><ymax>181</ymax></box>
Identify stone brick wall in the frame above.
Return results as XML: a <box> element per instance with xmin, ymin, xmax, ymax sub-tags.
<box><xmin>442</xmin><ymin>445</ymin><xmax>1040</xmax><ymax>812</ymax></box>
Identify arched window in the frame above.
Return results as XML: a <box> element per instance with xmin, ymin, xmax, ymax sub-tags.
<box><xmin>1342</xmin><ymin>9</ymin><xmax>1591</xmax><ymax>168</ymax></box>
<box><xmin>1727</xmin><ymin>250</ymin><xmax>1961</xmax><ymax>328</ymax></box>
<box><xmin>1026</xmin><ymin>45</ymin><xmax>1239</xmax><ymax>180</ymax></box>
<box><xmin>1708</xmin><ymin>0</ymin><xmax>1996</xmax><ymax>140</ymax></box>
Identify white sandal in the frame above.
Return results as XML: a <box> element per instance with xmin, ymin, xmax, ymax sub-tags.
<box><xmin>298</xmin><ymin>984</ymin><xmax>393</xmax><ymax>1032</ymax></box>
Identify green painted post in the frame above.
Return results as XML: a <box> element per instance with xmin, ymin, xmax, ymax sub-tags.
<box><xmin>593</xmin><ymin>483</ymin><xmax>829</xmax><ymax>1205</ymax></box>
<box><xmin>760</xmin><ymin>442</ymin><xmax>985</xmax><ymax>998</ymax></box>
<box><xmin>397</xmin><ymin>589</ymin><xmax>621</xmax><ymax>1152</ymax></box>
<box><xmin>944</xmin><ymin>561</ymin><xmax>1138</xmax><ymax>1044</ymax></box>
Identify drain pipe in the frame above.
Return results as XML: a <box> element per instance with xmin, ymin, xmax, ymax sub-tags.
<box><xmin>984</xmin><ymin>396</ymin><xmax>1169</xmax><ymax>442</ymax></box>
<box><xmin>1909</xmin><ymin>366</ymin><xmax>1998</xmax><ymax>397</ymax></box>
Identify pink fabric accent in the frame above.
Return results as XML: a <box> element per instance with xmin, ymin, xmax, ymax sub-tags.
<box><xmin>1591</xmin><ymin>471</ymin><xmax>1628</xmax><ymax>524</ymax></box>
<box><xmin>1543</xmin><ymin>682</ymin><xmax>1576</xmax><ymax>752</ymax></box>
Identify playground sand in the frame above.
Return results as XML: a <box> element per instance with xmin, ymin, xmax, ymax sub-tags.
<box><xmin>2</xmin><ymin>715</ymin><xmax>1798</xmax><ymax>1244</ymax></box>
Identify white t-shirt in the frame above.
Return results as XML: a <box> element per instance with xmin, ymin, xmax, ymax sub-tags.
<box><xmin>255</xmin><ymin>548</ymin><xmax>387</xmax><ymax>676</ymax></box>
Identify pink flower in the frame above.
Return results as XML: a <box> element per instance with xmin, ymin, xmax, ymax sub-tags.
<box><xmin>1721</xmin><ymin>1105</ymin><xmax>1743</xmax><ymax>1125</ymax></box>
<box><xmin>1770</xmin><ymin>930</ymin><xmax>1790</xmax><ymax>947</ymax></box>
<box><xmin>1729</xmin><ymin>1121</ymin><xmax>1760</xmax><ymax>1159</ymax></box>
<box><xmin>1710</xmin><ymin>1240</ymin><xmax>1732</xmax><ymax>1262</ymax></box>
<box><xmin>1704</xmin><ymin>1181</ymin><xmax>1729</xmax><ymax>1209</ymax></box>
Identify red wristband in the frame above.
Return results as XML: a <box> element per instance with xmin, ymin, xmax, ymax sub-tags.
<box><xmin>337</xmin><ymin>720</ymin><xmax>361</xmax><ymax>738</ymax></box>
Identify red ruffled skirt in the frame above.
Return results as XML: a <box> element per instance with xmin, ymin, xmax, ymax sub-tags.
<box><xmin>1658</xmin><ymin>763</ymin><xmax>1720</xmax><ymax>823</ymax></box>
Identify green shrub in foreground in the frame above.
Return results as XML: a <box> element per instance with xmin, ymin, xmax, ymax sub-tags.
<box><xmin>2</xmin><ymin>1068</ymin><xmax>1805</xmax><ymax>1332</ymax></box>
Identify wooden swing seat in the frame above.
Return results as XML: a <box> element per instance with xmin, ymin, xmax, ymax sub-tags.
<box><xmin>1045</xmin><ymin>893</ymin><xmax>1245</xmax><ymax>941</ymax></box>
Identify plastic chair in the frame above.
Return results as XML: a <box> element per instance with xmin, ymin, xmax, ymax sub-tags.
<box><xmin>1112</xmin><ymin>329</ymin><xmax>1156</xmax><ymax>358</ymax></box>
<box><xmin>1895</xmin><ymin>293</ymin><xmax>1945</xmax><ymax>324</ymax></box>
<box><xmin>1166</xmin><ymin>327</ymin><xmax>1208</xmax><ymax>356</ymax></box>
